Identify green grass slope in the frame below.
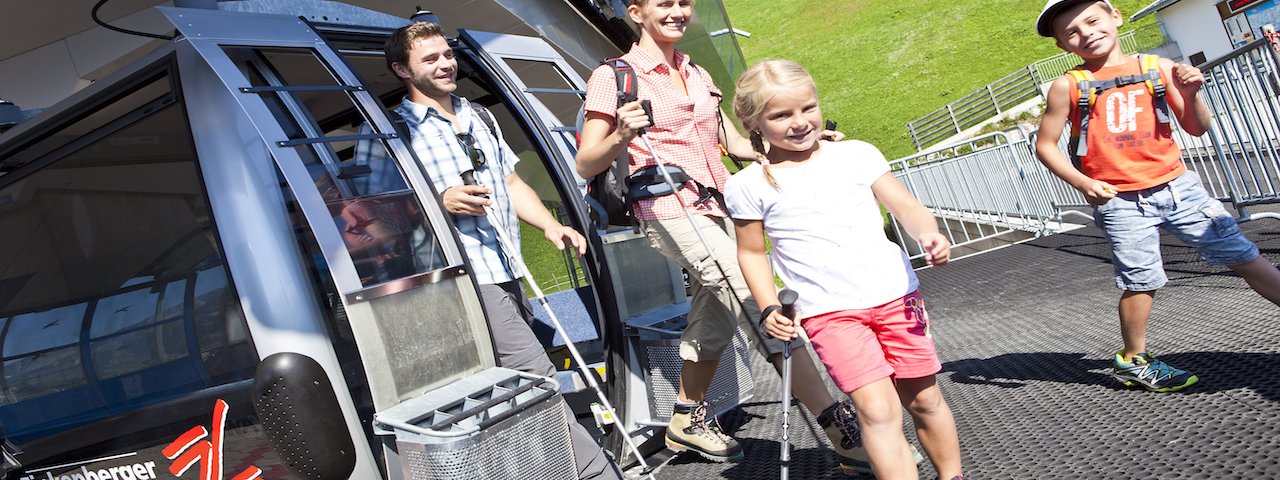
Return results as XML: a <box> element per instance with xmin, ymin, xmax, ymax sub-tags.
<box><xmin>722</xmin><ymin>0</ymin><xmax>1155</xmax><ymax>159</ymax></box>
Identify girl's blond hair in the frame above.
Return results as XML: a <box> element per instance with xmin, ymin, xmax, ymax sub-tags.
<box><xmin>732</xmin><ymin>59</ymin><xmax>818</xmax><ymax>189</ymax></box>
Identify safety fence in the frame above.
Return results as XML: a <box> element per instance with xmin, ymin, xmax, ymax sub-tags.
<box><xmin>906</xmin><ymin>69</ymin><xmax>1043</xmax><ymax>151</ymax></box>
<box><xmin>1029</xmin><ymin>27</ymin><xmax>1156</xmax><ymax>81</ymax></box>
<box><xmin>890</xmin><ymin>38</ymin><xmax>1280</xmax><ymax>263</ymax></box>
<box><xmin>907</xmin><ymin>25</ymin><xmax>1168</xmax><ymax>152</ymax></box>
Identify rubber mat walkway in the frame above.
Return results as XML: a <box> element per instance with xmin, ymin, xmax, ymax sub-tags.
<box><xmin>641</xmin><ymin>219</ymin><xmax>1280</xmax><ymax>479</ymax></box>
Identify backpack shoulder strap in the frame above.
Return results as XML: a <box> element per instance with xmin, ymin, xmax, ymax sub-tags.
<box><xmin>603</xmin><ymin>58</ymin><xmax>638</xmax><ymax>106</ymax></box>
<box><xmin>1066</xmin><ymin>67</ymin><xmax>1095</xmax><ymax>159</ymax></box>
<box><xmin>1138</xmin><ymin>54</ymin><xmax>1172</xmax><ymax>124</ymax></box>
<box><xmin>470</xmin><ymin>103</ymin><xmax>498</xmax><ymax>138</ymax></box>
<box><xmin>1066</xmin><ymin>67</ymin><xmax>1096</xmax><ymax>107</ymax></box>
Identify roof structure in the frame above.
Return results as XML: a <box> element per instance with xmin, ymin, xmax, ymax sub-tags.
<box><xmin>1131</xmin><ymin>0</ymin><xmax>1182</xmax><ymax>21</ymax></box>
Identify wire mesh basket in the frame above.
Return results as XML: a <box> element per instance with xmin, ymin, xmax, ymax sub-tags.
<box><xmin>629</xmin><ymin>314</ymin><xmax>755</xmax><ymax>421</ymax></box>
<box><xmin>375</xmin><ymin>367</ymin><xmax>577</xmax><ymax>480</ymax></box>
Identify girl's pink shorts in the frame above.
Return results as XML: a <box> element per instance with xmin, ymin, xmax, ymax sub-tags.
<box><xmin>801</xmin><ymin>291</ymin><xmax>942</xmax><ymax>393</ymax></box>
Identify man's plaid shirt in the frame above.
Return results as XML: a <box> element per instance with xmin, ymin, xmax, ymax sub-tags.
<box><xmin>395</xmin><ymin>96</ymin><xmax>521</xmax><ymax>285</ymax></box>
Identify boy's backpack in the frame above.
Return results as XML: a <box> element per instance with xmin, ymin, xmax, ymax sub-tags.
<box><xmin>576</xmin><ymin>58</ymin><xmax>641</xmax><ymax>228</ymax></box>
<box><xmin>1065</xmin><ymin>53</ymin><xmax>1172</xmax><ymax>164</ymax></box>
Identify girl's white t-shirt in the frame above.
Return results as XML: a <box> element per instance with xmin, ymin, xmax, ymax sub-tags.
<box><xmin>724</xmin><ymin>140</ymin><xmax>918</xmax><ymax>318</ymax></box>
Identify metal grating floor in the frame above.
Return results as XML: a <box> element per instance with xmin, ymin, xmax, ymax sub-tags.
<box><xmin>636</xmin><ymin>218</ymin><xmax>1280</xmax><ymax>479</ymax></box>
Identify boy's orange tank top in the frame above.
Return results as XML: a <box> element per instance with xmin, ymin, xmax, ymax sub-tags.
<box><xmin>1068</xmin><ymin>56</ymin><xmax>1184</xmax><ymax>191</ymax></box>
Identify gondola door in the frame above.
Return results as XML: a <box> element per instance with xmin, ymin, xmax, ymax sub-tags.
<box><xmin>157</xmin><ymin>7</ymin><xmax>498</xmax><ymax>478</ymax></box>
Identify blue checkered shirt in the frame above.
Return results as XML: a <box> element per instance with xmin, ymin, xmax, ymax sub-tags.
<box><xmin>395</xmin><ymin>96</ymin><xmax>520</xmax><ymax>285</ymax></box>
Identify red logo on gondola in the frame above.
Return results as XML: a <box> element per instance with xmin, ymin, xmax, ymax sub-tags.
<box><xmin>163</xmin><ymin>399</ymin><xmax>264</xmax><ymax>480</ymax></box>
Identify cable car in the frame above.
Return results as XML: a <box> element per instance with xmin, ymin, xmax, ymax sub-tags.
<box><xmin>0</xmin><ymin>1</ymin><xmax>754</xmax><ymax>478</ymax></box>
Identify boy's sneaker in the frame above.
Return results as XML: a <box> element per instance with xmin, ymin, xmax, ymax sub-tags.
<box><xmin>665</xmin><ymin>401</ymin><xmax>743</xmax><ymax>462</ymax></box>
<box><xmin>1112</xmin><ymin>352</ymin><xmax>1198</xmax><ymax>392</ymax></box>
<box><xmin>817</xmin><ymin>400</ymin><xmax>925</xmax><ymax>475</ymax></box>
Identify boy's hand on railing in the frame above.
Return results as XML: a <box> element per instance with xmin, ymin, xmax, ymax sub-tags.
<box><xmin>1172</xmin><ymin>63</ymin><xmax>1205</xmax><ymax>94</ymax></box>
<box><xmin>919</xmin><ymin>232</ymin><xmax>951</xmax><ymax>267</ymax></box>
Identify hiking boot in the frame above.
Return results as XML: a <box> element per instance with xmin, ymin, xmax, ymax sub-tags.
<box><xmin>817</xmin><ymin>400</ymin><xmax>924</xmax><ymax>475</ymax></box>
<box><xmin>665</xmin><ymin>401</ymin><xmax>743</xmax><ymax>462</ymax></box>
<box><xmin>1112</xmin><ymin>352</ymin><xmax>1198</xmax><ymax>392</ymax></box>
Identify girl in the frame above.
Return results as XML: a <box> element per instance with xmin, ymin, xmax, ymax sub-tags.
<box><xmin>574</xmin><ymin>0</ymin><xmax>886</xmax><ymax>471</ymax></box>
<box><xmin>726</xmin><ymin>59</ymin><xmax>964</xmax><ymax>480</ymax></box>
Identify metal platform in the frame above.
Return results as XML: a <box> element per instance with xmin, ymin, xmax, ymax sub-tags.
<box><xmin>633</xmin><ymin>217</ymin><xmax>1280</xmax><ymax>479</ymax></box>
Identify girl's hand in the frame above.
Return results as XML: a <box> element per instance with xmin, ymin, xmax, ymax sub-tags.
<box><xmin>1172</xmin><ymin>63</ymin><xmax>1205</xmax><ymax>95</ymax></box>
<box><xmin>918</xmin><ymin>232</ymin><xmax>951</xmax><ymax>267</ymax></box>
<box><xmin>819</xmin><ymin>129</ymin><xmax>844</xmax><ymax>142</ymax></box>
<box><xmin>614</xmin><ymin>101</ymin><xmax>651</xmax><ymax>142</ymax></box>
<box><xmin>765</xmin><ymin>309</ymin><xmax>799</xmax><ymax>341</ymax></box>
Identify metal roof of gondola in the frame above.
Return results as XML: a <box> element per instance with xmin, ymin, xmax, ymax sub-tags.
<box><xmin>1131</xmin><ymin>0</ymin><xmax>1182</xmax><ymax>21</ymax></box>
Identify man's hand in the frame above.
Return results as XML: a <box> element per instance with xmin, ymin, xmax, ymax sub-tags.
<box><xmin>1076</xmin><ymin>179</ymin><xmax>1118</xmax><ymax>206</ymax></box>
<box><xmin>764</xmin><ymin>309</ymin><xmax>799</xmax><ymax>342</ymax></box>
<box><xmin>1172</xmin><ymin>63</ymin><xmax>1205</xmax><ymax>95</ymax></box>
<box><xmin>542</xmin><ymin>224</ymin><xmax>587</xmax><ymax>255</ymax></box>
<box><xmin>918</xmin><ymin>232</ymin><xmax>951</xmax><ymax>267</ymax></box>
<box><xmin>442</xmin><ymin>184</ymin><xmax>491</xmax><ymax>216</ymax></box>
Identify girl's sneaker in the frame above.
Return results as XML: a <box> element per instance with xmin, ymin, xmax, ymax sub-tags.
<box><xmin>1111</xmin><ymin>352</ymin><xmax>1198</xmax><ymax>392</ymax></box>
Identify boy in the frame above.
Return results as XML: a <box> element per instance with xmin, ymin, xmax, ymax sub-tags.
<box><xmin>1034</xmin><ymin>0</ymin><xmax>1280</xmax><ymax>392</ymax></box>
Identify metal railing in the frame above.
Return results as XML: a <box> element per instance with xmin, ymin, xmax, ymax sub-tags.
<box><xmin>889</xmin><ymin>38</ymin><xmax>1280</xmax><ymax>262</ymax></box>
<box><xmin>906</xmin><ymin>69</ymin><xmax>1043</xmax><ymax>151</ymax></box>
<box><xmin>908</xmin><ymin>24</ymin><xmax>1169</xmax><ymax>153</ymax></box>
<box><xmin>1177</xmin><ymin>39</ymin><xmax>1280</xmax><ymax>217</ymax></box>
<box><xmin>888</xmin><ymin>131</ymin><xmax>1079</xmax><ymax>262</ymax></box>
<box><xmin>1030</xmin><ymin>29</ymin><xmax>1144</xmax><ymax>81</ymax></box>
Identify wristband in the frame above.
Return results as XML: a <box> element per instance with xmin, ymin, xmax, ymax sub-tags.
<box><xmin>759</xmin><ymin>304</ymin><xmax>782</xmax><ymax>328</ymax></box>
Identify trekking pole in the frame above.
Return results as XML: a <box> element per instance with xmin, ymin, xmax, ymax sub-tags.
<box><xmin>461</xmin><ymin>171</ymin><xmax>657</xmax><ymax>479</ymax></box>
<box><xmin>631</xmin><ymin>101</ymin><xmax>773</xmax><ymax>348</ymax></box>
<box><xmin>776</xmin><ymin>289</ymin><xmax>799</xmax><ymax>480</ymax></box>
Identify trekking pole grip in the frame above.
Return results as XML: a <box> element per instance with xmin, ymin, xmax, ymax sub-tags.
<box><xmin>639</xmin><ymin>99</ymin><xmax>653</xmax><ymax>136</ymax></box>
<box><xmin>778</xmin><ymin>289</ymin><xmax>798</xmax><ymax>354</ymax></box>
<box><xmin>778</xmin><ymin>289</ymin><xmax>798</xmax><ymax>322</ymax></box>
<box><xmin>460</xmin><ymin>170</ymin><xmax>490</xmax><ymax>200</ymax></box>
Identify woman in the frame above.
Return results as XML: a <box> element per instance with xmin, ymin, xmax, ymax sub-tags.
<box><xmin>575</xmin><ymin>0</ymin><xmax>885</xmax><ymax>472</ymax></box>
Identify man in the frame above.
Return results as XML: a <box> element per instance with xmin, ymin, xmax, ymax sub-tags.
<box><xmin>385</xmin><ymin>22</ymin><xmax>622</xmax><ymax>479</ymax></box>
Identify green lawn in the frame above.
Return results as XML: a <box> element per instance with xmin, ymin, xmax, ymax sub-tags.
<box><xmin>721</xmin><ymin>0</ymin><xmax>1157</xmax><ymax>159</ymax></box>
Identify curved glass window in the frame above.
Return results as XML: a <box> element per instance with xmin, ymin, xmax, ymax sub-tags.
<box><xmin>224</xmin><ymin>47</ymin><xmax>448</xmax><ymax>287</ymax></box>
<box><xmin>0</xmin><ymin>66</ymin><xmax>256</xmax><ymax>448</ymax></box>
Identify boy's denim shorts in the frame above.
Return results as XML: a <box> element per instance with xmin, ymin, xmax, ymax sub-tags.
<box><xmin>1094</xmin><ymin>170</ymin><xmax>1260</xmax><ymax>291</ymax></box>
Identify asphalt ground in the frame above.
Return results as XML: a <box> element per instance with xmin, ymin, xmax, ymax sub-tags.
<box><xmin>641</xmin><ymin>217</ymin><xmax>1280</xmax><ymax>479</ymax></box>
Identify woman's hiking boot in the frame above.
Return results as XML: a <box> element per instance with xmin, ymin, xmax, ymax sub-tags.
<box><xmin>665</xmin><ymin>401</ymin><xmax>743</xmax><ymax>462</ymax></box>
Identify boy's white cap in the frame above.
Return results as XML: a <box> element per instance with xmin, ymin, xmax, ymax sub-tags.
<box><xmin>1036</xmin><ymin>0</ymin><xmax>1114</xmax><ymax>38</ymax></box>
